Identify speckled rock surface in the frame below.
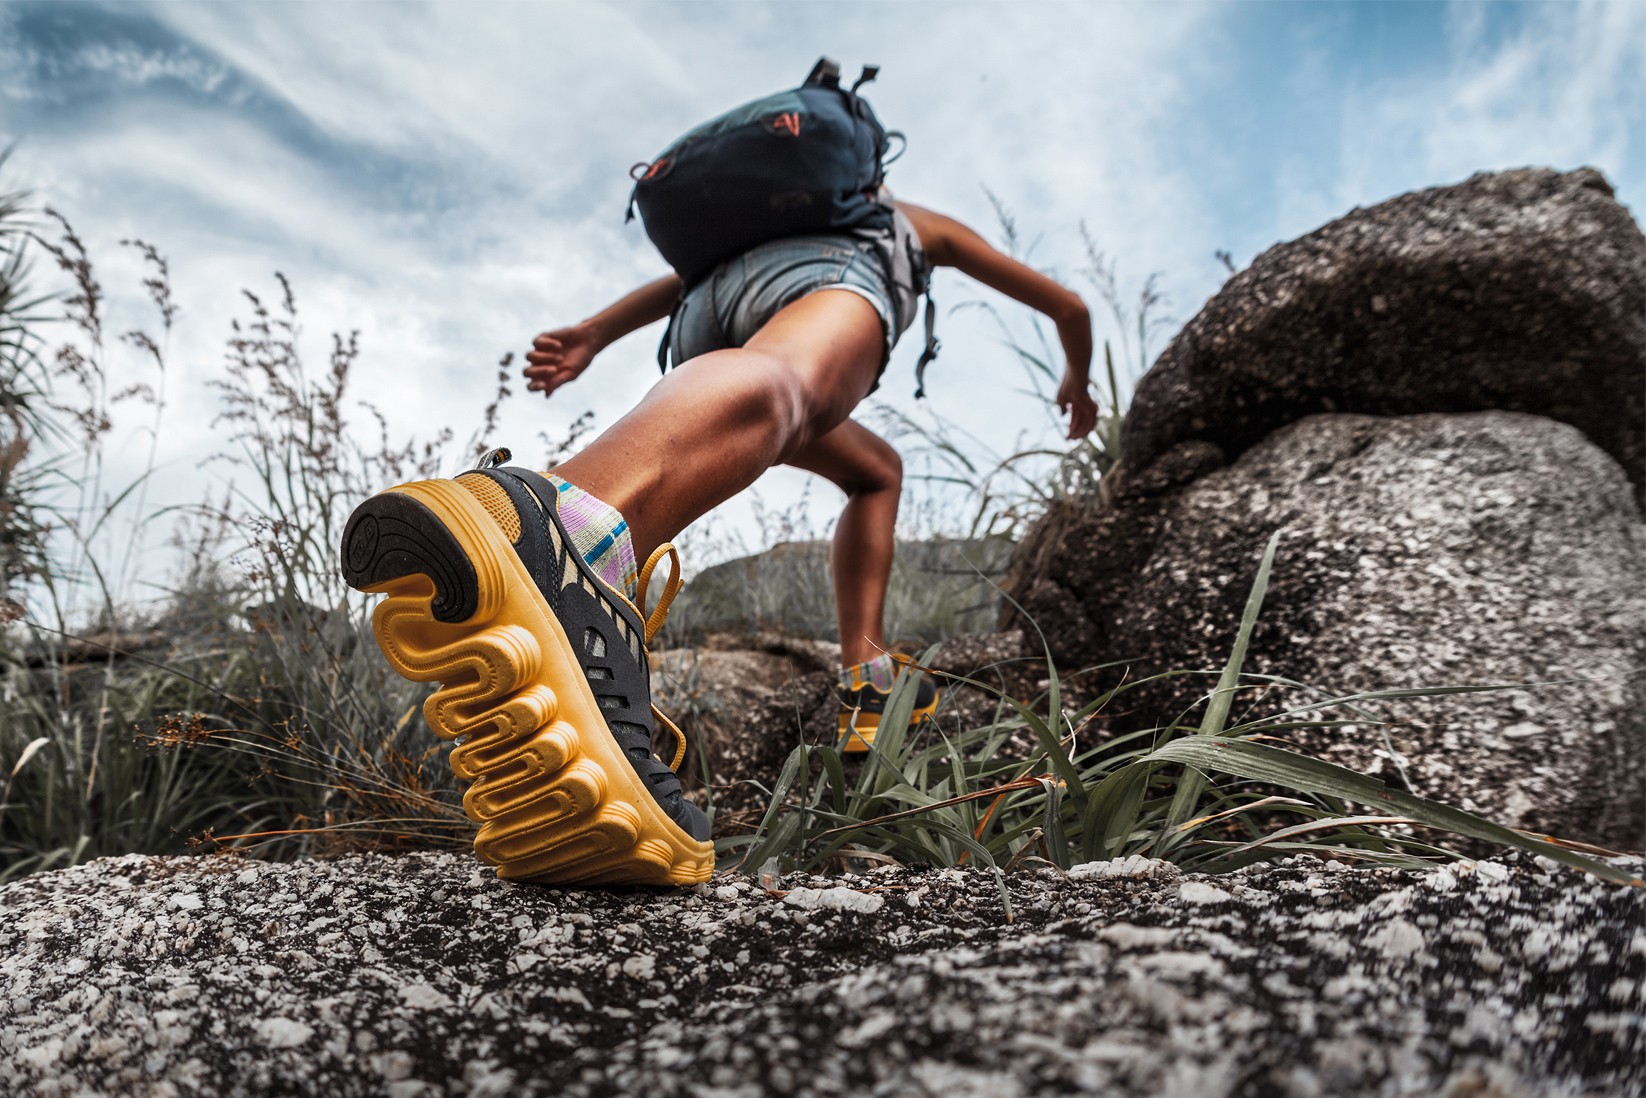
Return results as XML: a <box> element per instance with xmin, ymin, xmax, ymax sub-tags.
<box><xmin>2</xmin><ymin>851</ymin><xmax>1641</xmax><ymax>1097</ymax></box>
<box><xmin>1003</xmin><ymin>411</ymin><xmax>1645</xmax><ymax>849</ymax></box>
<box><xmin>1121</xmin><ymin>166</ymin><xmax>1646</xmax><ymax>505</ymax></box>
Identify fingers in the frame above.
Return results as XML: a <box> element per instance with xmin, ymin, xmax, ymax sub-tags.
<box><xmin>523</xmin><ymin>363</ymin><xmax>572</xmax><ymax>397</ymax></box>
<box><xmin>1062</xmin><ymin>393</ymin><xmax>1098</xmax><ymax>440</ymax></box>
<box><xmin>526</xmin><ymin>335</ymin><xmax>564</xmax><ymax>366</ymax></box>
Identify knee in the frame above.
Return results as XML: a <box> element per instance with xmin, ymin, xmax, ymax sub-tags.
<box><xmin>847</xmin><ymin>435</ymin><xmax>902</xmax><ymax>497</ymax></box>
<box><xmin>719</xmin><ymin>353</ymin><xmax>806</xmax><ymax>437</ymax></box>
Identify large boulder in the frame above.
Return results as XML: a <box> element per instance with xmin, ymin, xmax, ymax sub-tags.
<box><xmin>1123</xmin><ymin>167</ymin><xmax>1646</xmax><ymax>506</ymax></box>
<box><xmin>1006</xmin><ymin>412</ymin><xmax>1645</xmax><ymax>848</ymax></box>
<box><xmin>666</xmin><ymin>537</ymin><xmax>1013</xmax><ymax>645</ymax></box>
<box><xmin>3</xmin><ymin>851</ymin><xmax>1641</xmax><ymax>1097</ymax></box>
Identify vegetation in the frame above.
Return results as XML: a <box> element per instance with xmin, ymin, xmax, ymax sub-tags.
<box><xmin>0</xmin><ymin>191</ymin><xmax>479</xmax><ymax>881</ymax></box>
<box><xmin>0</xmin><ymin>179</ymin><xmax>1630</xmax><ymax>894</ymax></box>
<box><xmin>726</xmin><ymin>532</ymin><xmax>1639</xmax><ymax>911</ymax></box>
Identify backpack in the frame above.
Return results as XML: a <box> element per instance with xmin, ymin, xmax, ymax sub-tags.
<box><xmin>628</xmin><ymin>57</ymin><xmax>897</xmax><ymax>288</ymax></box>
<box><xmin>627</xmin><ymin>58</ymin><xmax>942</xmax><ymax>395</ymax></box>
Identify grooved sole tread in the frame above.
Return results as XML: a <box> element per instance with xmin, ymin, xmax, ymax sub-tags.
<box><xmin>345</xmin><ymin>481</ymin><xmax>712</xmax><ymax>886</ymax></box>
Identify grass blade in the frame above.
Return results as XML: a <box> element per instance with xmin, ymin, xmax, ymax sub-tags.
<box><xmin>1159</xmin><ymin>530</ymin><xmax>1281</xmax><ymax>846</ymax></box>
<box><xmin>1148</xmin><ymin>736</ymin><xmax>1640</xmax><ymax>886</ymax></box>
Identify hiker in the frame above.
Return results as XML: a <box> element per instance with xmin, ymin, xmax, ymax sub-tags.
<box><xmin>340</xmin><ymin>59</ymin><xmax>1094</xmax><ymax>887</ymax></box>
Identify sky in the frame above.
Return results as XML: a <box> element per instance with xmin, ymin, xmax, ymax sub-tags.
<box><xmin>1</xmin><ymin>0</ymin><xmax>1642</xmax><ymax>590</ymax></box>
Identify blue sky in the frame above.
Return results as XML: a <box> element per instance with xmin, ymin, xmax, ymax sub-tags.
<box><xmin>2</xmin><ymin>1</ymin><xmax>1641</xmax><ymax>576</ymax></box>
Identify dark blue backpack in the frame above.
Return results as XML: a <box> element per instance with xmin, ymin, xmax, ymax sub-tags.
<box><xmin>627</xmin><ymin>58</ymin><xmax>900</xmax><ymax>289</ymax></box>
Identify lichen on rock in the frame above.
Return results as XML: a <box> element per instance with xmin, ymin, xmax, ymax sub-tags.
<box><xmin>1</xmin><ymin>851</ymin><xmax>1640</xmax><ymax>1097</ymax></box>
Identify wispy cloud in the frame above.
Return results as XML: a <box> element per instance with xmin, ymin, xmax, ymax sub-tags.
<box><xmin>1</xmin><ymin>1</ymin><xmax>1638</xmax><ymax>568</ymax></box>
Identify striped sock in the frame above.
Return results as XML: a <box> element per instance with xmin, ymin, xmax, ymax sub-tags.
<box><xmin>544</xmin><ymin>474</ymin><xmax>638</xmax><ymax>600</ymax></box>
<box><xmin>840</xmin><ymin>653</ymin><xmax>901</xmax><ymax>693</ymax></box>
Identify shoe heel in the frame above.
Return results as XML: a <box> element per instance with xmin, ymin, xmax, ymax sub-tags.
<box><xmin>839</xmin><ymin>710</ymin><xmax>878</xmax><ymax>753</ymax></box>
<box><xmin>341</xmin><ymin>481</ymin><xmax>713</xmax><ymax>886</ymax></box>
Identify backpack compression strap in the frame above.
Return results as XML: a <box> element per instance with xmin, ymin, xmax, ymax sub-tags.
<box><xmin>913</xmin><ymin>291</ymin><xmax>940</xmax><ymax>399</ymax></box>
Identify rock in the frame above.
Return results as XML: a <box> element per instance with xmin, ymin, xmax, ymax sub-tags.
<box><xmin>1123</xmin><ymin>167</ymin><xmax>1646</xmax><ymax>506</ymax></box>
<box><xmin>666</xmin><ymin>537</ymin><xmax>1013</xmax><ymax>645</ymax></box>
<box><xmin>2</xmin><ymin>850</ymin><xmax>1640</xmax><ymax>1097</ymax></box>
<box><xmin>1006</xmin><ymin>412</ymin><xmax>1645</xmax><ymax>848</ymax></box>
<box><xmin>653</xmin><ymin>629</ymin><xmax>841</xmax><ymax>793</ymax></box>
<box><xmin>656</xmin><ymin>630</ymin><xmax>1033</xmax><ymax>821</ymax></box>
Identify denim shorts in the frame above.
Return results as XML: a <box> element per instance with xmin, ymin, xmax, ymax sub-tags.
<box><xmin>667</xmin><ymin>232</ymin><xmax>904</xmax><ymax>389</ymax></box>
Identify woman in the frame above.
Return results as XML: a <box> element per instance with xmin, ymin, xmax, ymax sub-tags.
<box><xmin>340</xmin><ymin>196</ymin><xmax>1093</xmax><ymax>887</ymax></box>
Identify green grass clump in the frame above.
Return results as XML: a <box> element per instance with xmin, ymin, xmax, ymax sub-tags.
<box><xmin>0</xmin><ymin>197</ymin><xmax>483</xmax><ymax>878</ymax></box>
<box><xmin>725</xmin><ymin>532</ymin><xmax>1640</xmax><ymax>908</ymax></box>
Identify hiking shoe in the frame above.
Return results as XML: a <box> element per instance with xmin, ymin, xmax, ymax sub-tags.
<box><xmin>836</xmin><ymin>653</ymin><xmax>939</xmax><ymax>753</ymax></box>
<box><xmin>339</xmin><ymin>459</ymin><xmax>713</xmax><ymax>886</ymax></box>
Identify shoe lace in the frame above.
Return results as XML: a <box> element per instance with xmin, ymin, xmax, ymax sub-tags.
<box><xmin>636</xmin><ymin>543</ymin><xmax>689</xmax><ymax>772</ymax></box>
<box><xmin>635</xmin><ymin>543</ymin><xmax>683</xmax><ymax>645</ymax></box>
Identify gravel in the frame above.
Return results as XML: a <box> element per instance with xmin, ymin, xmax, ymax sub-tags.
<box><xmin>3</xmin><ymin>851</ymin><xmax>1641</xmax><ymax>1097</ymax></box>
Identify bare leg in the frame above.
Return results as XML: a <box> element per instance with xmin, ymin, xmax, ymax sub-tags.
<box><xmin>552</xmin><ymin>290</ymin><xmax>884</xmax><ymax>561</ymax></box>
<box><xmin>784</xmin><ymin>420</ymin><xmax>902</xmax><ymax>667</ymax></box>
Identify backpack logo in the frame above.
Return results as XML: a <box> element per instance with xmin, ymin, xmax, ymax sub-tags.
<box><xmin>767</xmin><ymin>112</ymin><xmax>802</xmax><ymax>137</ymax></box>
<box><xmin>630</xmin><ymin>158</ymin><xmax>673</xmax><ymax>181</ymax></box>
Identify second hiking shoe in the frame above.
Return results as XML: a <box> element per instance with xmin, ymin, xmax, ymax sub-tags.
<box><xmin>836</xmin><ymin>653</ymin><xmax>939</xmax><ymax>753</ymax></box>
<box><xmin>339</xmin><ymin>459</ymin><xmax>713</xmax><ymax>886</ymax></box>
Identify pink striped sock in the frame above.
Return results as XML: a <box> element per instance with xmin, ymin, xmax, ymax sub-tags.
<box><xmin>544</xmin><ymin>474</ymin><xmax>637</xmax><ymax>599</ymax></box>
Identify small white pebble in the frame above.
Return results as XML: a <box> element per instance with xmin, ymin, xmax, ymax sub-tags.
<box><xmin>783</xmin><ymin>887</ymin><xmax>884</xmax><ymax>915</ymax></box>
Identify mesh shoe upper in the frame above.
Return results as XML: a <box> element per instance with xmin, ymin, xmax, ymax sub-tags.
<box><xmin>455</xmin><ymin>466</ymin><xmax>710</xmax><ymax>842</ymax></box>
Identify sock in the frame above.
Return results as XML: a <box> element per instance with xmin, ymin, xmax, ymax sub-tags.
<box><xmin>840</xmin><ymin>653</ymin><xmax>901</xmax><ymax>693</ymax></box>
<box><xmin>544</xmin><ymin>474</ymin><xmax>638</xmax><ymax>600</ymax></box>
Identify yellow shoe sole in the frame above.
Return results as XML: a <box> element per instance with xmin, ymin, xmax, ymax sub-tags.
<box><xmin>838</xmin><ymin>710</ymin><xmax>879</xmax><ymax>754</ymax></box>
<box><xmin>837</xmin><ymin>698</ymin><xmax>939</xmax><ymax>755</ymax></box>
<box><xmin>344</xmin><ymin>478</ymin><xmax>713</xmax><ymax>886</ymax></box>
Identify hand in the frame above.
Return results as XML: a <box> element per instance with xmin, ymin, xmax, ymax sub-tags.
<box><xmin>1057</xmin><ymin>373</ymin><xmax>1099</xmax><ymax>440</ymax></box>
<box><xmin>524</xmin><ymin>323</ymin><xmax>603</xmax><ymax>398</ymax></box>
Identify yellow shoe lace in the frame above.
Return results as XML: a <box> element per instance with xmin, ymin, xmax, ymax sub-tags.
<box><xmin>635</xmin><ymin>543</ymin><xmax>688</xmax><ymax>773</ymax></box>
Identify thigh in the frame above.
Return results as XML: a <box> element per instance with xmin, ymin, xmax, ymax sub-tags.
<box><xmin>743</xmin><ymin>289</ymin><xmax>885</xmax><ymax>432</ymax></box>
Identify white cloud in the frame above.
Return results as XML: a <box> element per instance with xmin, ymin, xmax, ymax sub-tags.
<box><xmin>3</xmin><ymin>0</ymin><xmax>1639</xmax><ymax>590</ymax></box>
<box><xmin>1333</xmin><ymin>1</ymin><xmax>1643</xmax><ymax>218</ymax></box>
<box><xmin>73</xmin><ymin>42</ymin><xmax>229</xmax><ymax>93</ymax></box>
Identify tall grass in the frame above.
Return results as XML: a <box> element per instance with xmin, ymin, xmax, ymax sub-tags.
<box><xmin>0</xmin><ymin>175</ymin><xmax>220</xmax><ymax>881</ymax></box>
<box><xmin>0</xmin><ymin>202</ymin><xmax>506</xmax><ymax>878</ymax></box>
<box><xmin>727</xmin><ymin>532</ymin><xmax>1641</xmax><ymax>905</ymax></box>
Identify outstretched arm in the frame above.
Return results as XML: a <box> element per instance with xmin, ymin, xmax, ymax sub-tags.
<box><xmin>896</xmin><ymin>202</ymin><xmax>1096</xmax><ymax>439</ymax></box>
<box><xmin>524</xmin><ymin>273</ymin><xmax>682</xmax><ymax>398</ymax></box>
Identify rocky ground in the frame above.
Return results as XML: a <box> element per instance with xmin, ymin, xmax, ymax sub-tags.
<box><xmin>3</xmin><ymin>850</ymin><xmax>1642</xmax><ymax>1097</ymax></box>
